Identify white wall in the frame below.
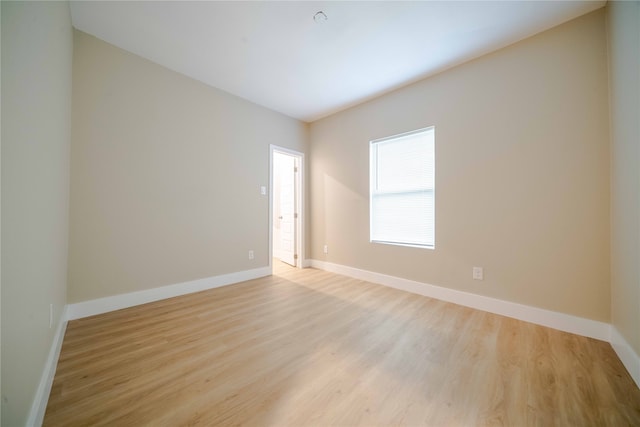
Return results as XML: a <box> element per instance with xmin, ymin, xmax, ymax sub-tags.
<box><xmin>1</xmin><ymin>2</ymin><xmax>72</xmax><ymax>425</ymax></box>
<box><xmin>69</xmin><ymin>31</ymin><xmax>308</xmax><ymax>303</ymax></box>
<box><xmin>608</xmin><ymin>1</ymin><xmax>640</xmax><ymax>358</ymax></box>
<box><xmin>309</xmin><ymin>10</ymin><xmax>610</xmax><ymax>322</ymax></box>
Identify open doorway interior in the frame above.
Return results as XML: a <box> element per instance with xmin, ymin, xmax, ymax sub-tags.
<box><xmin>271</xmin><ymin>147</ymin><xmax>303</xmax><ymax>268</ymax></box>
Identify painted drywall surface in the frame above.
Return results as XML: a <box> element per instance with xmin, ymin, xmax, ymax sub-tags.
<box><xmin>608</xmin><ymin>1</ymin><xmax>640</xmax><ymax>354</ymax></box>
<box><xmin>69</xmin><ymin>31</ymin><xmax>308</xmax><ymax>303</ymax></box>
<box><xmin>1</xmin><ymin>2</ymin><xmax>72</xmax><ymax>425</ymax></box>
<box><xmin>310</xmin><ymin>10</ymin><xmax>610</xmax><ymax>322</ymax></box>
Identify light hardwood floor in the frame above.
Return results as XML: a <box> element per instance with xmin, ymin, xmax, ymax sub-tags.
<box><xmin>45</xmin><ymin>262</ymin><xmax>640</xmax><ymax>426</ymax></box>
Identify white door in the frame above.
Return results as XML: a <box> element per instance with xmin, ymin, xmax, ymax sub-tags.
<box><xmin>275</xmin><ymin>153</ymin><xmax>297</xmax><ymax>266</ymax></box>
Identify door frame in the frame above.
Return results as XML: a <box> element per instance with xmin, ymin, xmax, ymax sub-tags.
<box><xmin>269</xmin><ymin>145</ymin><xmax>305</xmax><ymax>271</ymax></box>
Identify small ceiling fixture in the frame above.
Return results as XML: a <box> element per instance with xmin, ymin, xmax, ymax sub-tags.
<box><xmin>313</xmin><ymin>11</ymin><xmax>328</xmax><ymax>23</ymax></box>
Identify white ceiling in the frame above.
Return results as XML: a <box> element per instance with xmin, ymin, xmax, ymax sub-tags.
<box><xmin>70</xmin><ymin>1</ymin><xmax>605</xmax><ymax>122</ymax></box>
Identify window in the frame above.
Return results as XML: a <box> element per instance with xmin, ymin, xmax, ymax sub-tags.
<box><xmin>370</xmin><ymin>127</ymin><xmax>435</xmax><ymax>248</ymax></box>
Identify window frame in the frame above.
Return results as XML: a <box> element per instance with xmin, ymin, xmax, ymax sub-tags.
<box><xmin>369</xmin><ymin>126</ymin><xmax>435</xmax><ymax>249</ymax></box>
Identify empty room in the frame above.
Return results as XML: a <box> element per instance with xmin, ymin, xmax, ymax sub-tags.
<box><xmin>2</xmin><ymin>0</ymin><xmax>640</xmax><ymax>425</ymax></box>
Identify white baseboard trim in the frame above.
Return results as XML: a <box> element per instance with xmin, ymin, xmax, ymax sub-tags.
<box><xmin>310</xmin><ymin>260</ymin><xmax>610</xmax><ymax>342</ymax></box>
<box><xmin>67</xmin><ymin>266</ymin><xmax>271</xmax><ymax>320</ymax></box>
<box><xmin>26</xmin><ymin>305</ymin><xmax>69</xmax><ymax>427</ymax></box>
<box><xmin>611</xmin><ymin>326</ymin><xmax>640</xmax><ymax>387</ymax></box>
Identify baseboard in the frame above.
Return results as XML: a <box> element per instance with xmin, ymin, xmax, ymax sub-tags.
<box><xmin>310</xmin><ymin>260</ymin><xmax>610</xmax><ymax>342</ymax></box>
<box><xmin>611</xmin><ymin>326</ymin><xmax>640</xmax><ymax>387</ymax></box>
<box><xmin>26</xmin><ymin>305</ymin><xmax>69</xmax><ymax>427</ymax></box>
<box><xmin>66</xmin><ymin>266</ymin><xmax>271</xmax><ymax>320</ymax></box>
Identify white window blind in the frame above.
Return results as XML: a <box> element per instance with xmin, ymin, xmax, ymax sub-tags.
<box><xmin>370</xmin><ymin>127</ymin><xmax>435</xmax><ymax>248</ymax></box>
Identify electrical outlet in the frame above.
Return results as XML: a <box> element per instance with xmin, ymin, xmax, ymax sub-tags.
<box><xmin>473</xmin><ymin>267</ymin><xmax>483</xmax><ymax>280</ymax></box>
<box><xmin>260</xmin><ymin>186</ymin><xmax>266</xmax><ymax>195</ymax></box>
<box><xmin>323</xmin><ymin>245</ymin><xmax>328</xmax><ymax>254</ymax></box>
<box><xmin>49</xmin><ymin>304</ymin><xmax>53</xmax><ymax>328</ymax></box>
<box><xmin>248</xmin><ymin>250</ymin><xmax>254</xmax><ymax>260</ymax></box>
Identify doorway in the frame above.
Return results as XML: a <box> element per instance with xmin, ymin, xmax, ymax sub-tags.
<box><xmin>270</xmin><ymin>146</ymin><xmax>304</xmax><ymax>269</ymax></box>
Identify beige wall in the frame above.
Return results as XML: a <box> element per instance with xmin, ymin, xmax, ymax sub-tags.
<box><xmin>309</xmin><ymin>10</ymin><xmax>610</xmax><ymax>321</ymax></box>
<box><xmin>69</xmin><ymin>31</ymin><xmax>308</xmax><ymax>303</ymax></box>
<box><xmin>1</xmin><ymin>2</ymin><xmax>72</xmax><ymax>425</ymax></box>
<box><xmin>608</xmin><ymin>1</ymin><xmax>640</xmax><ymax>354</ymax></box>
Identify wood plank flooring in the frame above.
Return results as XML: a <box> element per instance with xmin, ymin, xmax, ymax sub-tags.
<box><xmin>44</xmin><ymin>262</ymin><xmax>640</xmax><ymax>426</ymax></box>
